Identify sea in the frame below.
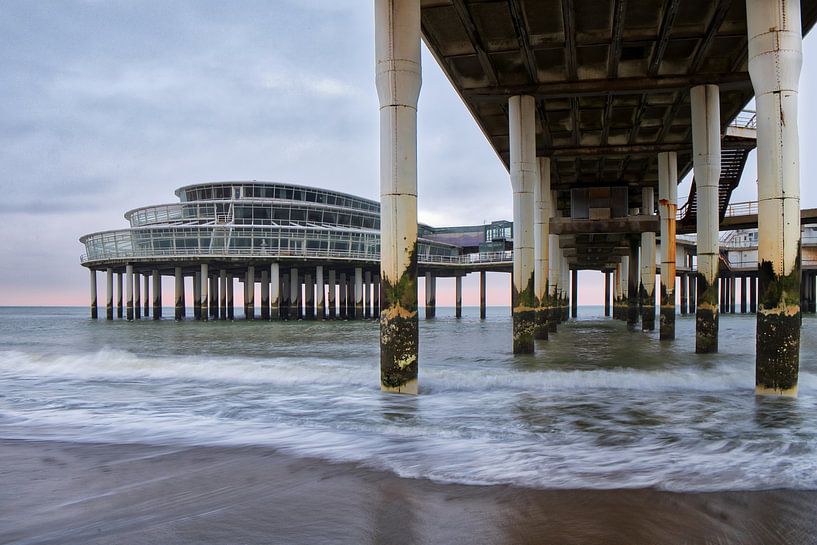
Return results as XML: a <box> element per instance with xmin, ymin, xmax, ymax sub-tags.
<box><xmin>1</xmin><ymin>306</ymin><xmax>816</xmax><ymax>492</ymax></box>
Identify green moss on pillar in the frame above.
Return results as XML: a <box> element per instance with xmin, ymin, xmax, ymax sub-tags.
<box><xmin>380</xmin><ymin>246</ymin><xmax>418</xmax><ymax>394</ymax></box>
<box><xmin>695</xmin><ymin>275</ymin><xmax>719</xmax><ymax>353</ymax></box>
<box><xmin>513</xmin><ymin>273</ymin><xmax>536</xmax><ymax>353</ymax></box>
<box><xmin>660</xmin><ymin>284</ymin><xmax>675</xmax><ymax>340</ymax></box>
<box><xmin>756</xmin><ymin>259</ymin><xmax>800</xmax><ymax>396</ymax></box>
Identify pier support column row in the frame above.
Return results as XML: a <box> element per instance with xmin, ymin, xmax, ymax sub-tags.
<box><xmin>640</xmin><ymin>188</ymin><xmax>656</xmax><ymax>331</ymax></box>
<box><xmin>533</xmin><ymin>157</ymin><xmax>551</xmax><ymax>339</ymax></box>
<box><xmin>748</xmin><ymin>0</ymin><xmax>802</xmax><ymax>396</ymax></box>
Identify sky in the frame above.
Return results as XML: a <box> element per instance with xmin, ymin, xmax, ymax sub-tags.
<box><xmin>0</xmin><ymin>1</ymin><xmax>816</xmax><ymax>307</ymax></box>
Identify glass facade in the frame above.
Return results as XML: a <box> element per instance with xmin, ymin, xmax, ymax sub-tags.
<box><xmin>82</xmin><ymin>182</ymin><xmax>469</xmax><ymax>264</ymax></box>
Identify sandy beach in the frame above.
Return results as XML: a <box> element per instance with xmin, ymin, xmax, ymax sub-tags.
<box><xmin>0</xmin><ymin>438</ymin><xmax>814</xmax><ymax>545</ymax></box>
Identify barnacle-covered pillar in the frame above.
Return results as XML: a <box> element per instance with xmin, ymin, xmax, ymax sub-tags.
<box><xmin>658</xmin><ymin>151</ymin><xmax>677</xmax><ymax>339</ymax></box>
<box><xmin>748</xmin><ymin>0</ymin><xmax>802</xmax><ymax>396</ymax></box>
<box><xmin>691</xmin><ymin>84</ymin><xmax>721</xmax><ymax>353</ymax></box>
<box><xmin>534</xmin><ymin>157</ymin><xmax>551</xmax><ymax>339</ymax></box>
<box><xmin>376</xmin><ymin>0</ymin><xmax>420</xmax><ymax>393</ymax></box>
<box><xmin>508</xmin><ymin>95</ymin><xmax>537</xmax><ymax>353</ymax></box>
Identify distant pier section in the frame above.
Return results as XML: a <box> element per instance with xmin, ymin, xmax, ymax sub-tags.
<box><xmin>80</xmin><ymin>181</ymin><xmax>512</xmax><ymax>321</ymax></box>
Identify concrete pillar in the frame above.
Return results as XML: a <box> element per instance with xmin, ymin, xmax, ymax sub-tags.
<box><xmin>548</xmin><ymin>206</ymin><xmax>560</xmax><ymax>332</ymax></box>
<box><xmin>339</xmin><ymin>272</ymin><xmax>347</xmax><ymax>319</ymax></box>
<box><xmin>748</xmin><ymin>0</ymin><xmax>802</xmax><ymax>395</ymax></box>
<box><xmin>741</xmin><ymin>276</ymin><xmax>748</xmax><ymax>314</ymax></box>
<box><xmin>209</xmin><ymin>275</ymin><xmax>218</xmax><ymax>320</ymax></box>
<box><xmin>603</xmin><ymin>271</ymin><xmax>610</xmax><ymax>317</ymax></box>
<box><xmin>374</xmin><ymin>274</ymin><xmax>381</xmax><ymax>317</ymax></box>
<box><xmin>260</xmin><ymin>269</ymin><xmax>270</xmax><ymax>320</ymax></box>
<box><xmin>143</xmin><ymin>274</ymin><xmax>150</xmax><ymax>318</ymax></box>
<box><xmin>89</xmin><ymin>270</ymin><xmax>98</xmax><ymax>319</ymax></box>
<box><xmin>561</xmin><ymin>252</ymin><xmax>569</xmax><ymax>322</ymax></box>
<box><xmin>628</xmin><ymin>238</ymin><xmax>640</xmax><ymax>329</ymax></box>
<box><xmin>116</xmin><ymin>272</ymin><xmax>124</xmax><ymax>318</ymax></box>
<box><xmin>691</xmin><ymin>83</ymin><xmax>721</xmax><ymax>353</ymax></box>
<box><xmin>750</xmin><ymin>274</ymin><xmax>757</xmax><ymax>313</ymax></box>
<box><xmin>270</xmin><ymin>264</ymin><xmax>280</xmax><ymax>320</ymax></box>
<box><xmin>290</xmin><ymin>267</ymin><xmax>299</xmax><ymax>320</ymax></box>
<box><xmin>354</xmin><ymin>267</ymin><xmax>364</xmax><ymax>319</ymax></box>
<box><xmin>570</xmin><ymin>269</ymin><xmax>578</xmax><ymax>319</ymax></box>
<box><xmin>361</xmin><ymin>270</ymin><xmax>369</xmax><ymax>319</ymax></box>
<box><xmin>534</xmin><ymin>156</ymin><xmax>551</xmax><ymax>339</ymax></box>
<box><xmin>316</xmin><ymin>266</ymin><xmax>325</xmax><ymax>320</ymax></box>
<box><xmin>689</xmin><ymin>274</ymin><xmax>697</xmax><ymax>314</ymax></box>
<box><xmin>425</xmin><ymin>272</ymin><xmax>436</xmax><ymax>319</ymax></box>
<box><xmin>227</xmin><ymin>274</ymin><xmax>234</xmax><ymax>320</ymax></box>
<box><xmin>175</xmin><ymin>267</ymin><xmax>184</xmax><ymax>320</ymax></box>
<box><xmin>613</xmin><ymin>263</ymin><xmax>621</xmax><ymax>320</ymax></box>
<box><xmin>479</xmin><ymin>271</ymin><xmax>487</xmax><ymax>320</ymax></box>
<box><xmin>729</xmin><ymin>274</ymin><xmax>736</xmax><ymax>314</ymax></box>
<box><xmin>328</xmin><ymin>269</ymin><xmax>336</xmax><ymax>319</ymax></box>
<box><xmin>220</xmin><ymin>270</ymin><xmax>227</xmax><ymax>320</ymax></box>
<box><xmin>105</xmin><ymin>268</ymin><xmax>113</xmax><ymax>320</ymax></box>
<box><xmin>152</xmin><ymin>270</ymin><xmax>161</xmax><ymax>319</ymax></box>
<box><xmin>133</xmin><ymin>269</ymin><xmax>141</xmax><ymax>320</ymax></box>
<box><xmin>640</xmin><ymin>187</ymin><xmax>656</xmax><ymax>331</ymax></box>
<box><xmin>680</xmin><ymin>273</ymin><xmax>688</xmax><ymax>316</ymax></box>
<box><xmin>193</xmin><ymin>272</ymin><xmax>201</xmax><ymax>320</ymax></box>
<box><xmin>200</xmin><ymin>264</ymin><xmax>208</xmax><ymax>322</ymax></box>
<box><xmin>658</xmin><ymin>151</ymin><xmax>677</xmax><ymax>339</ymax></box>
<box><xmin>304</xmin><ymin>273</ymin><xmax>314</xmax><ymax>320</ymax></box>
<box><xmin>508</xmin><ymin>95</ymin><xmax>537</xmax><ymax>353</ymax></box>
<box><xmin>246</xmin><ymin>266</ymin><xmax>255</xmax><ymax>320</ymax></box>
<box><xmin>454</xmin><ymin>275</ymin><xmax>463</xmax><ymax>319</ymax></box>
<box><xmin>281</xmin><ymin>273</ymin><xmax>290</xmax><ymax>320</ymax></box>
<box><xmin>376</xmin><ymin>0</ymin><xmax>420</xmax><ymax>393</ymax></box>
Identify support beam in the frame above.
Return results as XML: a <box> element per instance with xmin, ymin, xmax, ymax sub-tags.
<box><xmin>658</xmin><ymin>151</ymin><xmax>677</xmax><ymax>339</ymax></box>
<box><xmin>571</xmin><ymin>269</ymin><xmax>578</xmax><ymax>319</ymax></box>
<box><xmin>377</xmin><ymin>0</ymin><xmax>420</xmax><ymax>393</ymax></box>
<box><xmin>479</xmin><ymin>271</ymin><xmax>487</xmax><ymax>320</ymax></box>
<box><xmin>152</xmin><ymin>270</ymin><xmax>161</xmax><ymax>320</ymax></box>
<box><xmin>691</xmin><ymin>84</ymin><xmax>721</xmax><ymax>353</ymax></box>
<box><xmin>455</xmin><ymin>276</ymin><xmax>463</xmax><ymax>318</ymax></box>
<box><xmin>640</xmin><ymin>187</ymin><xmax>656</xmax><ymax>331</ymax></box>
<box><xmin>748</xmin><ymin>0</ymin><xmax>802</xmax><ymax>396</ymax></box>
<box><xmin>89</xmin><ymin>270</ymin><xmax>98</xmax><ymax>319</ymax></box>
<box><xmin>534</xmin><ymin>156</ymin><xmax>551</xmax><ymax>339</ymax></box>
<box><xmin>508</xmin><ymin>95</ymin><xmax>537</xmax><ymax>353</ymax></box>
<box><xmin>175</xmin><ymin>267</ymin><xmax>184</xmax><ymax>320</ymax></box>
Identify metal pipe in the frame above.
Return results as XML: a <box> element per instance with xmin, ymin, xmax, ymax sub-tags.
<box><xmin>691</xmin><ymin>84</ymin><xmax>721</xmax><ymax>353</ymax></box>
<box><xmin>748</xmin><ymin>0</ymin><xmax>802</xmax><ymax>395</ymax></box>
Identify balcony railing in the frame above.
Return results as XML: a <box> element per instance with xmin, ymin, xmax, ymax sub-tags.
<box><xmin>729</xmin><ymin>109</ymin><xmax>757</xmax><ymax>130</ymax></box>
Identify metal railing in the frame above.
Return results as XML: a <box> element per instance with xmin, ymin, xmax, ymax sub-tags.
<box><xmin>729</xmin><ymin>109</ymin><xmax>757</xmax><ymax>130</ymax></box>
<box><xmin>723</xmin><ymin>200</ymin><xmax>758</xmax><ymax>217</ymax></box>
<box><xmin>80</xmin><ymin>248</ymin><xmax>514</xmax><ymax>267</ymax></box>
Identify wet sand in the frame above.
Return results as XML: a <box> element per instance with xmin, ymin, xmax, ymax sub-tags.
<box><xmin>1</xmin><ymin>438</ymin><xmax>815</xmax><ymax>545</ymax></box>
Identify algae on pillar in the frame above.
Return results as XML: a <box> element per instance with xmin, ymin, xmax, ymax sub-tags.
<box><xmin>508</xmin><ymin>95</ymin><xmax>537</xmax><ymax>353</ymax></box>
<box><xmin>690</xmin><ymin>84</ymin><xmax>721</xmax><ymax>353</ymax></box>
<box><xmin>376</xmin><ymin>0</ymin><xmax>420</xmax><ymax>393</ymax></box>
<box><xmin>747</xmin><ymin>0</ymin><xmax>802</xmax><ymax>396</ymax></box>
<box><xmin>533</xmin><ymin>157</ymin><xmax>551</xmax><ymax>339</ymax></box>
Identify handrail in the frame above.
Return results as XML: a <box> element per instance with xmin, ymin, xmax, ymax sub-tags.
<box><xmin>729</xmin><ymin>109</ymin><xmax>757</xmax><ymax>130</ymax></box>
<box><xmin>80</xmin><ymin>248</ymin><xmax>514</xmax><ymax>266</ymax></box>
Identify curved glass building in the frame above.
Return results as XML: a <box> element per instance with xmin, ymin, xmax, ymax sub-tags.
<box><xmin>80</xmin><ymin>181</ymin><xmax>512</xmax><ymax>321</ymax></box>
